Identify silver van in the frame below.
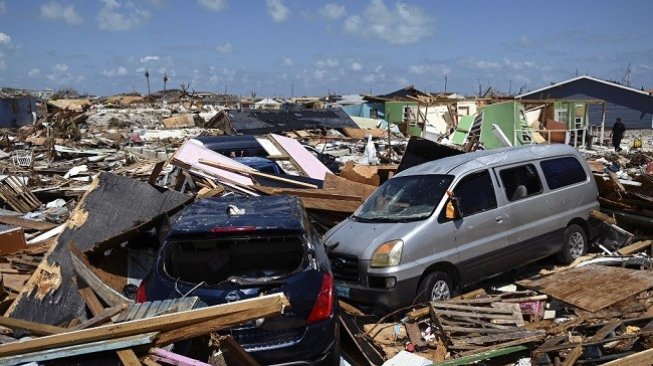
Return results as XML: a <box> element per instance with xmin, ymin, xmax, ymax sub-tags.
<box><xmin>324</xmin><ymin>144</ymin><xmax>599</xmax><ymax>310</ymax></box>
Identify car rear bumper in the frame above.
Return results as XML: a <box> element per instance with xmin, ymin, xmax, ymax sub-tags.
<box><xmin>245</xmin><ymin>316</ymin><xmax>339</xmax><ymax>365</ymax></box>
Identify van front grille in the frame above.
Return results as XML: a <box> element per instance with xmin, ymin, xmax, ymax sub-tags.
<box><xmin>329</xmin><ymin>254</ymin><xmax>359</xmax><ymax>283</ymax></box>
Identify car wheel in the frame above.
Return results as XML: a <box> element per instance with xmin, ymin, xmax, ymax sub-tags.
<box><xmin>557</xmin><ymin>224</ymin><xmax>587</xmax><ymax>264</ymax></box>
<box><xmin>417</xmin><ymin>271</ymin><xmax>453</xmax><ymax>303</ymax></box>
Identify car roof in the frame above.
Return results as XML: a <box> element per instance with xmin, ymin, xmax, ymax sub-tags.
<box><xmin>396</xmin><ymin>144</ymin><xmax>582</xmax><ymax>177</ymax></box>
<box><xmin>169</xmin><ymin>195</ymin><xmax>305</xmax><ymax>236</ymax></box>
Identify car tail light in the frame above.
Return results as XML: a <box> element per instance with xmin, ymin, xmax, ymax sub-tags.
<box><xmin>136</xmin><ymin>283</ymin><xmax>147</xmax><ymax>303</ymax></box>
<box><xmin>307</xmin><ymin>273</ymin><xmax>334</xmax><ymax>325</ymax></box>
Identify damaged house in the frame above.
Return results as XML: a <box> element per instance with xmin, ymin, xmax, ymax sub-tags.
<box><xmin>517</xmin><ymin>75</ymin><xmax>653</xmax><ymax>139</ymax></box>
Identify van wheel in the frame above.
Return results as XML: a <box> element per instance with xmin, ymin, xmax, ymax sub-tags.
<box><xmin>417</xmin><ymin>271</ymin><xmax>453</xmax><ymax>303</ymax></box>
<box><xmin>557</xmin><ymin>224</ymin><xmax>587</xmax><ymax>264</ymax></box>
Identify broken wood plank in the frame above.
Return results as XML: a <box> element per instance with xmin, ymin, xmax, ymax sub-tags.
<box><xmin>68</xmin><ymin>305</ymin><xmax>126</xmax><ymax>331</ymax></box>
<box><xmin>150</xmin><ymin>347</ymin><xmax>213</xmax><ymax>366</ymax></box>
<box><xmin>587</xmin><ymin>319</ymin><xmax>622</xmax><ymax>342</ymax></box>
<box><xmin>0</xmin><ymin>215</ymin><xmax>57</xmax><ymax>232</ymax></box>
<box><xmin>600</xmin><ymin>347</ymin><xmax>653</xmax><ymax>366</ymax></box>
<box><xmin>561</xmin><ymin>345</ymin><xmax>583</xmax><ymax>366</ymax></box>
<box><xmin>405</xmin><ymin>322</ymin><xmax>426</xmax><ymax>347</ymax></box>
<box><xmin>608</xmin><ymin>171</ymin><xmax>626</xmax><ymax>193</ymax></box>
<box><xmin>0</xmin><ymin>316</ymin><xmax>66</xmax><ymax>335</ymax></box>
<box><xmin>617</xmin><ymin>240</ymin><xmax>653</xmax><ymax>255</ymax></box>
<box><xmin>0</xmin><ymin>332</ymin><xmax>157</xmax><ymax>365</ymax></box>
<box><xmin>0</xmin><ymin>226</ymin><xmax>26</xmax><ymax>255</ymax></box>
<box><xmin>590</xmin><ymin>209</ymin><xmax>617</xmax><ymax>225</ymax></box>
<box><xmin>456</xmin><ymin>335</ymin><xmax>544</xmax><ymax>357</ymax></box>
<box><xmin>451</xmin><ymin>330</ymin><xmax>545</xmax><ymax>347</ymax></box>
<box><xmin>430</xmin><ymin>309</ymin><xmax>519</xmax><ymax>321</ymax></box>
<box><xmin>214</xmin><ymin>335</ymin><xmax>261</xmax><ymax>366</ymax></box>
<box><xmin>517</xmin><ymin>265</ymin><xmax>653</xmax><ymax>312</ymax></box>
<box><xmin>69</xmin><ymin>245</ymin><xmax>131</xmax><ymax>307</ymax></box>
<box><xmin>77</xmin><ymin>278</ymin><xmax>105</xmax><ymax>317</ymax></box>
<box><xmin>148</xmin><ymin>161</ymin><xmax>166</xmax><ymax>186</ymax></box>
<box><xmin>431</xmin><ymin>302</ymin><xmax>516</xmax><ymax>314</ymax></box>
<box><xmin>0</xmin><ymin>293</ymin><xmax>289</xmax><ymax>357</ymax></box>
<box><xmin>199</xmin><ymin>159</ymin><xmax>318</xmax><ymax>188</ymax></box>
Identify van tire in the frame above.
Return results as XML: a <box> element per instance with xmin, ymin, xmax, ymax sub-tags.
<box><xmin>557</xmin><ymin>224</ymin><xmax>587</xmax><ymax>264</ymax></box>
<box><xmin>417</xmin><ymin>271</ymin><xmax>453</xmax><ymax>303</ymax></box>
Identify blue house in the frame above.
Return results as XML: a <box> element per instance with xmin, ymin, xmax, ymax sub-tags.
<box><xmin>0</xmin><ymin>95</ymin><xmax>37</xmax><ymax>128</ymax></box>
<box><xmin>516</xmin><ymin>75</ymin><xmax>653</xmax><ymax>130</ymax></box>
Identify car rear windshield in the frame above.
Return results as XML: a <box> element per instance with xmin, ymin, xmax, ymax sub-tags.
<box><xmin>352</xmin><ymin>174</ymin><xmax>454</xmax><ymax>223</ymax></box>
<box><xmin>163</xmin><ymin>235</ymin><xmax>306</xmax><ymax>285</ymax></box>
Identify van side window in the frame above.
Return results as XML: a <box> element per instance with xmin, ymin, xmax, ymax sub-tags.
<box><xmin>453</xmin><ymin>170</ymin><xmax>497</xmax><ymax>217</ymax></box>
<box><xmin>499</xmin><ymin>164</ymin><xmax>542</xmax><ymax>202</ymax></box>
<box><xmin>540</xmin><ymin>157</ymin><xmax>587</xmax><ymax>189</ymax></box>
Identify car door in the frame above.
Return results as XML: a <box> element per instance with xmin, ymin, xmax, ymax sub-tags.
<box><xmin>495</xmin><ymin>163</ymin><xmax>555</xmax><ymax>264</ymax></box>
<box><xmin>446</xmin><ymin>169</ymin><xmax>510</xmax><ymax>285</ymax></box>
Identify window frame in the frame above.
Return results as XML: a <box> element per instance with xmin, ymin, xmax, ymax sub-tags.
<box><xmin>498</xmin><ymin>163</ymin><xmax>544</xmax><ymax>202</ymax></box>
<box><xmin>539</xmin><ymin>156</ymin><xmax>588</xmax><ymax>190</ymax></box>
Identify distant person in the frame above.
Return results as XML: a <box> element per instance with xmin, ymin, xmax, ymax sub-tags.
<box><xmin>610</xmin><ymin>117</ymin><xmax>626</xmax><ymax>152</ymax></box>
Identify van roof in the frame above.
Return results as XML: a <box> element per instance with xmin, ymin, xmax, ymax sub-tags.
<box><xmin>396</xmin><ymin>144</ymin><xmax>583</xmax><ymax>177</ymax></box>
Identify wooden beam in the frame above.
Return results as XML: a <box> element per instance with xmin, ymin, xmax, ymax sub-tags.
<box><xmin>77</xmin><ymin>278</ymin><xmax>105</xmax><ymax>317</ymax></box>
<box><xmin>69</xmin><ymin>245</ymin><xmax>131</xmax><ymax>307</ymax></box>
<box><xmin>561</xmin><ymin>345</ymin><xmax>583</xmax><ymax>366</ymax></box>
<box><xmin>0</xmin><ymin>215</ymin><xmax>57</xmax><ymax>232</ymax></box>
<box><xmin>0</xmin><ymin>316</ymin><xmax>66</xmax><ymax>335</ymax></box>
<box><xmin>456</xmin><ymin>335</ymin><xmax>544</xmax><ymax>357</ymax></box>
<box><xmin>148</xmin><ymin>161</ymin><xmax>166</xmax><ymax>186</ymax></box>
<box><xmin>618</xmin><ymin>240</ymin><xmax>653</xmax><ymax>255</ymax></box>
<box><xmin>587</xmin><ymin>320</ymin><xmax>622</xmax><ymax>342</ymax></box>
<box><xmin>214</xmin><ymin>336</ymin><xmax>261</xmax><ymax>366</ymax></box>
<box><xmin>0</xmin><ymin>332</ymin><xmax>157</xmax><ymax>365</ymax></box>
<box><xmin>0</xmin><ymin>293</ymin><xmax>289</xmax><ymax>357</ymax></box>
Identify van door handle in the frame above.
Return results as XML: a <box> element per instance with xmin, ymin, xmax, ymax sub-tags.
<box><xmin>495</xmin><ymin>216</ymin><xmax>503</xmax><ymax>223</ymax></box>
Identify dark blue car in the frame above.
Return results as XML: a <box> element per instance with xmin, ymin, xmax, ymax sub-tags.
<box><xmin>138</xmin><ymin>195</ymin><xmax>339</xmax><ymax>365</ymax></box>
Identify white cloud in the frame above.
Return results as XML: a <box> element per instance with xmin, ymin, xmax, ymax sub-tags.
<box><xmin>266</xmin><ymin>0</ymin><xmax>289</xmax><ymax>23</ymax></box>
<box><xmin>282</xmin><ymin>56</ymin><xmax>293</xmax><ymax>66</ymax></box>
<box><xmin>396</xmin><ymin>77</ymin><xmax>409</xmax><ymax>86</ymax></box>
<box><xmin>140</xmin><ymin>55</ymin><xmax>160</xmax><ymax>63</ymax></box>
<box><xmin>362</xmin><ymin>74</ymin><xmax>376</xmax><ymax>83</ymax></box>
<box><xmin>503</xmin><ymin>58</ymin><xmax>536</xmax><ymax>70</ymax></box>
<box><xmin>46</xmin><ymin>63</ymin><xmax>72</xmax><ymax>81</ymax></box>
<box><xmin>408</xmin><ymin>63</ymin><xmax>450</xmax><ymax>75</ymax></box>
<box><xmin>316</xmin><ymin>57</ymin><xmax>339</xmax><ymax>69</ymax></box>
<box><xmin>351</xmin><ymin>62</ymin><xmax>362</xmax><ymax>71</ymax></box>
<box><xmin>313</xmin><ymin>69</ymin><xmax>327</xmax><ymax>81</ymax></box>
<box><xmin>0</xmin><ymin>1</ymin><xmax>6</xmax><ymax>15</ymax></box>
<box><xmin>40</xmin><ymin>1</ymin><xmax>83</xmax><ymax>25</ymax></box>
<box><xmin>343</xmin><ymin>0</ymin><xmax>434</xmax><ymax>45</ymax></box>
<box><xmin>198</xmin><ymin>0</ymin><xmax>228</xmax><ymax>11</ymax></box>
<box><xmin>320</xmin><ymin>3</ymin><xmax>346</xmax><ymax>20</ymax></box>
<box><xmin>28</xmin><ymin>68</ymin><xmax>41</xmax><ymax>77</ymax></box>
<box><xmin>216</xmin><ymin>42</ymin><xmax>232</xmax><ymax>54</ymax></box>
<box><xmin>459</xmin><ymin>58</ymin><xmax>500</xmax><ymax>70</ymax></box>
<box><xmin>0</xmin><ymin>32</ymin><xmax>10</xmax><ymax>45</ymax></box>
<box><xmin>97</xmin><ymin>0</ymin><xmax>150</xmax><ymax>31</ymax></box>
<box><xmin>102</xmin><ymin>66</ymin><xmax>128</xmax><ymax>77</ymax></box>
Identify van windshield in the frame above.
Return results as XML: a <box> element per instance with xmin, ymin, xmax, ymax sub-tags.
<box><xmin>352</xmin><ymin>174</ymin><xmax>454</xmax><ymax>222</ymax></box>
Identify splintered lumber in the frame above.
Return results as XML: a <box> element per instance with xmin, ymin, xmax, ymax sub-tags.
<box><xmin>0</xmin><ymin>293</ymin><xmax>289</xmax><ymax>357</ymax></box>
<box><xmin>0</xmin><ymin>316</ymin><xmax>66</xmax><ymax>335</ymax></box>
<box><xmin>0</xmin><ymin>176</ymin><xmax>41</xmax><ymax>213</ymax></box>
<box><xmin>68</xmin><ymin>305</ymin><xmax>126</xmax><ymax>331</ymax></box>
<box><xmin>0</xmin><ymin>215</ymin><xmax>57</xmax><ymax>232</ymax></box>
<box><xmin>618</xmin><ymin>240</ymin><xmax>653</xmax><ymax>255</ymax></box>
<box><xmin>323</xmin><ymin>173</ymin><xmax>376</xmax><ymax>200</ymax></box>
<box><xmin>456</xmin><ymin>335</ymin><xmax>544</xmax><ymax>357</ymax></box>
<box><xmin>199</xmin><ymin>159</ymin><xmax>318</xmax><ymax>188</ymax></box>
<box><xmin>517</xmin><ymin>265</ymin><xmax>653</xmax><ymax>312</ymax></box>
<box><xmin>69</xmin><ymin>245</ymin><xmax>131</xmax><ymax>307</ymax></box>
<box><xmin>214</xmin><ymin>335</ymin><xmax>261</xmax><ymax>366</ymax></box>
<box><xmin>253</xmin><ymin>185</ymin><xmax>362</xmax><ymax>213</ymax></box>
<box><xmin>0</xmin><ymin>332</ymin><xmax>158</xmax><ymax>365</ymax></box>
<box><xmin>150</xmin><ymin>348</ymin><xmax>213</xmax><ymax>366</ymax></box>
<box><xmin>561</xmin><ymin>345</ymin><xmax>583</xmax><ymax>366</ymax></box>
<box><xmin>590</xmin><ymin>209</ymin><xmax>617</xmax><ymax>225</ymax></box>
<box><xmin>6</xmin><ymin>172</ymin><xmax>191</xmax><ymax>327</ymax></box>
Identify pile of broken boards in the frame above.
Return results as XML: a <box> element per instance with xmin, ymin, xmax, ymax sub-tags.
<box><xmin>344</xmin><ymin>240</ymin><xmax>653</xmax><ymax>366</ymax></box>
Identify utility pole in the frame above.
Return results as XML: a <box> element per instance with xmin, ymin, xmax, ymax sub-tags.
<box><xmin>144</xmin><ymin>69</ymin><xmax>151</xmax><ymax>95</ymax></box>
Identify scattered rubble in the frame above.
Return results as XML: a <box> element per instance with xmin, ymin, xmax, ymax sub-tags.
<box><xmin>0</xmin><ymin>90</ymin><xmax>650</xmax><ymax>365</ymax></box>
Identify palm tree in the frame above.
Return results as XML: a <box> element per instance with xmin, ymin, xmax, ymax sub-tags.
<box><xmin>163</xmin><ymin>73</ymin><xmax>168</xmax><ymax>95</ymax></box>
<box><xmin>144</xmin><ymin>69</ymin><xmax>151</xmax><ymax>95</ymax></box>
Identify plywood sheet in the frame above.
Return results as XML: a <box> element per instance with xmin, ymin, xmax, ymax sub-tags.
<box><xmin>269</xmin><ymin>134</ymin><xmax>331</xmax><ymax>181</ymax></box>
<box><xmin>172</xmin><ymin>140</ymin><xmax>253</xmax><ymax>186</ymax></box>
<box><xmin>517</xmin><ymin>265</ymin><xmax>653</xmax><ymax>312</ymax></box>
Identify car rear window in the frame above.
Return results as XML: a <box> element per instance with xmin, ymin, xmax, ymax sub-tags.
<box><xmin>540</xmin><ymin>157</ymin><xmax>587</xmax><ymax>190</ymax></box>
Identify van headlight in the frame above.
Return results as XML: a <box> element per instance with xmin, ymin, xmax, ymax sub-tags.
<box><xmin>370</xmin><ymin>240</ymin><xmax>403</xmax><ymax>268</ymax></box>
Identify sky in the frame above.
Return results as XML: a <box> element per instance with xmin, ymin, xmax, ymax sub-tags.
<box><xmin>0</xmin><ymin>0</ymin><xmax>651</xmax><ymax>97</ymax></box>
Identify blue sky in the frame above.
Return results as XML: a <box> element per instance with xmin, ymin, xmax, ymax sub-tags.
<box><xmin>0</xmin><ymin>0</ymin><xmax>651</xmax><ymax>97</ymax></box>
